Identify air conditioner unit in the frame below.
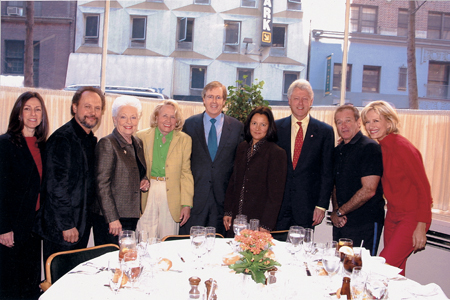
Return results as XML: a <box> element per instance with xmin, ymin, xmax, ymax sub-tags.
<box><xmin>7</xmin><ymin>7</ymin><xmax>23</xmax><ymax>16</ymax></box>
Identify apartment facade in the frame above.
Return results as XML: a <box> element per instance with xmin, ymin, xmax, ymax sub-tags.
<box><xmin>309</xmin><ymin>0</ymin><xmax>450</xmax><ymax>109</ymax></box>
<box><xmin>66</xmin><ymin>0</ymin><xmax>311</xmax><ymax>102</ymax></box>
<box><xmin>1</xmin><ymin>1</ymin><xmax>77</xmax><ymax>89</ymax></box>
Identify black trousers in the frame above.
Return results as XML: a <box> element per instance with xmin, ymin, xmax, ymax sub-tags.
<box><xmin>91</xmin><ymin>213</ymin><xmax>138</xmax><ymax>246</ymax></box>
<box><xmin>42</xmin><ymin>216</ymin><xmax>92</xmax><ymax>266</ymax></box>
<box><xmin>0</xmin><ymin>233</ymin><xmax>41</xmax><ymax>300</ymax></box>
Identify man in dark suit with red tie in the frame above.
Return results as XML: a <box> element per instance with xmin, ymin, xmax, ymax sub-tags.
<box><xmin>275</xmin><ymin>79</ymin><xmax>334</xmax><ymax>230</ymax></box>
<box><xmin>179</xmin><ymin>81</ymin><xmax>244</xmax><ymax>236</ymax></box>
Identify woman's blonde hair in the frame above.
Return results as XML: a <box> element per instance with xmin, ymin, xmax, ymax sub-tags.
<box><xmin>150</xmin><ymin>99</ymin><xmax>184</xmax><ymax>131</ymax></box>
<box><xmin>361</xmin><ymin>100</ymin><xmax>400</xmax><ymax>135</ymax></box>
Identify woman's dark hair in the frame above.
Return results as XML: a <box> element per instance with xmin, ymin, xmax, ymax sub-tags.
<box><xmin>244</xmin><ymin>106</ymin><xmax>277</xmax><ymax>143</ymax></box>
<box><xmin>7</xmin><ymin>91</ymin><xmax>49</xmax><ymax>146</ymax></box>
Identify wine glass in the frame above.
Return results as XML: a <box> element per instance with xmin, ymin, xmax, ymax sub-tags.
<box><xmin>121</xmin><ymin>250</ymin><xmax>142</xmax><ymax>288</ymax></box>
<box><xmin>108</xmin><ymin>258</ymin><xmax>122</xmax><ymax>294</ymax></box>
<box><xmin>303</xmin><ymin>228</ymin><xmax>314</xmax><ymax>258</ymax></box>
<box><xmin>118</xmin><ymin>230</ymin><xmax>136</xmax><ymax>261</ymax></box>
<box><xmin>190</xmin><ymin>226</ymin><xmax>207</xmax><ymax>269</ymax></box>
<box><xmin>322</xmin><ymin>249</ymin><xmax>340</xmax><ymax>291</ymax></box>
<box><xmin>147</xmin><ymin>237</ymin><xmax>161</xmax><ymax>278</ymax></box>
<box><xmin>287</xmin><ymin>226</ymin><xmax>305</xmax><ymax>265</ymax></box>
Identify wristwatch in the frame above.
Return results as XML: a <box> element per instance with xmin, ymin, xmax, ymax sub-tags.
<box><xmin>336</xmin><ymin>209</ymin><xmax>344</xmax><ymax>217</ymax></box>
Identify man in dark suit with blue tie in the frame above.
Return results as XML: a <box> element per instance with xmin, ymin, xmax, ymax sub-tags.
<box><xmin>275</xmin><ymin>79</ymin><xmax>334</xmax><ymax>230</ymax></box>
<box><xmin>180</xmin><ymin>81</ymin><xmax>244</xmax><ymax>236</ymax></box>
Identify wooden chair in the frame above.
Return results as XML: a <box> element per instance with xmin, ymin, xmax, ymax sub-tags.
<box><xmin>270</xmin><ymin>230</ymin><xmax>289</xmax><ymax>242</ymax></box>
<box><xmin>40</xmin><ymin>244</ymin><xmax>119</xmax><ymax>292</ymax></box>
<box><xmin>161</xmin><ymin>233</ymin><xmax>224</xmax><ymax>241</ymax></box>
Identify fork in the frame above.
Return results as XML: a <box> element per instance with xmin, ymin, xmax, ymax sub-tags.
<box><xmin>68</xmin><ymin>269</ymin><xmax>101</xmax><ymax>275</ymax></box>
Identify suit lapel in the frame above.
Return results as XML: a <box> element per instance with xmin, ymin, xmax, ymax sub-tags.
<box><xmin>167</xmin><ymin>130</ymin><xmax>180</xmax><ymax>159</ymax></box>
<box><xmin>216</xmin><ymin>115</ymin><xmax>231</xmax><ymax>159</ymax></box>
<box><xmin>298</xmin><ymin>117</ymin><xmax>318</xmax><ymax>164</ymax></box>
<box><xmin>279</xmin><ymin>116</ymin><xmax>293</xmax><ymax>166</ymax></box>
<box><xmin>194</xmin><ymin>113</ymin><xmax>210</xmax><ymax>158</ymax></box>
<box><xmin>142</xmin><ymin>128</ymin><xmax>155</xmax><ymax>170</ymax></box>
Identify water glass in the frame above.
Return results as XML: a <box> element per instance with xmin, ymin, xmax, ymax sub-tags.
<box><xmin>118</xmin><ymin>230</ymin><xmax>136</xmax><ymax>260</ymax></box>
<box><xmin>365</xmin><ymin>274</ymin><xmax>388</xmax><ymax>299</ymax></box>
<box><xmin>351</xmin><ymin>267</ymin><xmax>367</xmax><ymax>300</ymax></box>
<box><xmin>205</xmin><ymin>227</ymin><xmax>216</xmax><ymax>253</ymax></box>
<box><xmin>303</xmin><ymin>228</ymin><xmax>314</xmax><ymax>257</ymax></box>
<box><xmin>122</xmin><ymin>250</ymin><xmax>142</xmax><ymax>288</ymax></box>
<box><xmin>137</xmin><ymin>230</ymin><xmax>149</xmax><ymax>257</ymax></box>
<box><xmin>190</xmin><ymin>226</ymin><xmax>207</xmax><ymax>269</ymax></box>
<box><xmin>249</xmin><ymin>219</ymin><xmax>260</xmax><ymax>231</ymax></box>
<box><xmin>287</xmin><ymin>226</ymin><xmax>304</xmax><ymax>264</ymax></box>
<box><xmin>233</xmin><ymin>218</ymin><xmax>248</xmax><ymax>236</ymax></box>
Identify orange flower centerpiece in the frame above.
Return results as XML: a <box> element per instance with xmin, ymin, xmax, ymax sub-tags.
<box><xmin>228</xmin><ymin>229</ymin><xmax>281</xmax><ymax>284</ymax></box>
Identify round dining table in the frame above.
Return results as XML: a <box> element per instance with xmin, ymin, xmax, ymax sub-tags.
<box><xmin>39</xmin><ymin>238</ymin><xmax>448</xmax><ymax>300</ymax></box>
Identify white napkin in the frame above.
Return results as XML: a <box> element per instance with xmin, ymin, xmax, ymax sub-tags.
<box><xmin>409</xmin><ymin>283</ymin><xmax>445</xmax><ymax>298</ymax></box>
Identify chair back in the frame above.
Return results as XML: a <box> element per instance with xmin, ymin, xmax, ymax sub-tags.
<box><xmin>270</xmin><ymin>230</ymin><xmax>289</xmax><ymax>242</ymax></box>
<box><xmin>43</xmin><ymin>244</ymin><xmax>119</xmax><ymax>289</ymax></box>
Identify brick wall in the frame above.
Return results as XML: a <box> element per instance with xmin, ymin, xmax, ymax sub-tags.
<box><xmin>351</xmin><ymin>0</ymin><xmax>450</xmax><ymax>32</ymax></box>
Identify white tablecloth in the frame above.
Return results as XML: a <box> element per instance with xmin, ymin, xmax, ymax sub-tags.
<box><xmin>39</xmin><ymin>239</ymin><xmax>448</xmax><ymax>300</ymax></box>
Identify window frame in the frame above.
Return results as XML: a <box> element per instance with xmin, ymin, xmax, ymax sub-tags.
<box><xmin>283</xmin><ymin>71</ymin><xmax>300</xmax><ymax>96</ymax></box>
<box><xmin>84</xmin><ymin>14</ymin><xmax>100</xmax><ymax>45</ymax></box>
<box><xmin>397</xmin><ymin>9</ymin><xmax>408</xmax><ymax>37</ymax></box>
<box><xmin>427</xmin><ymin>11</ymin><xmax>450</xmax><ymax>40</ymax></box>
<box><xmin>241</xmin><ymin>0</ymin><xmax>257</xmax><ymax>8</ymax></box>
<box><xmin>398</xmin><ymin>66</ymin><xmax>407</xmax><ymax>91</ymax></box>
<box><xmin>350</xmin><ymin>5</ymin><xmax>378</xmax><ymax>34</ymax></box>
<box><xmin>194</xmin><ymin>0</ymin><xmax>210</xmax><ymax>4</ymax></box>
<box><xmin>4</xmin><ymin>40</ymin><xmax>24</xmax><ymax>75</ymax></box>
<box><xmin>177</xmin><ymin>17</ymin><xmax>194</xmax><ymax>50</ymax></box>
<box><xmin>131</xmin><ymin>16</ymin><xmax>147</xmax><ymax>41</ymax></box>
<box><xmin>224</xmin><ymin>21</ymin><xmax>241</xmax><ymax>53</ymax></box>
<box><xmin>237</xmin><ymin>68</ymin><xmax>253</xmax><ymax>87</ymax></box>
<box><xmin>287</xmin><ymin>0</ymin><xmax>301</xmax><ymax>11</ymax></box>
<box><xmin>332</xmin><ymin>63</ymin><xmax>352</xmax><ymax>92</ymax></box>
<box><xmin>362</xmin><ymin>65</ymin><xmax>381</xmax><ymax>93</ymax></box>
<box><xmin>190</xmin><ymin>66</ymin><xmax>207</xmax><ymax>95</ymax></box>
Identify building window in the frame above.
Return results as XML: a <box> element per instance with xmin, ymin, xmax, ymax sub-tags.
<box><xmin>351</xmin><ymin>5</ymin><xmax>377</xmax><ymax>34</ymax></box>
<box><xmin>241</xmin><ymin>0</ymin><xmax>256</xmax><ymax>8</ymax></box>
<box><xmin>287</xmin><ymin>0</ymin><xmax>301</xmax><ymax>11</ymax></box>
<box><xmin>131</xmin><ymin>16</ymin><xmax>146</xmax><ymax>48</ymax></box>
<box><xmin>398</xmin><ymin>67</ymin><xmax>407</xmax><ymax>91</ymax></box>
<box><xmin>333</xmin><ymin>63</ymin><xmax>352</xmax><ymax>91</ymax></box>
<box><xmin>224</xmin><ymin>21</ymin><xmax>241</xmax><ymax>53</ymax></box>
<box><xmin>362</xmin><ymin>65</ymin><xmax>381</xmax><ymax>93</ymax></box>
<box><xmin>146</xmin><ymin>0</ymin><xmax>163</xmax><ymax>2</ymax></box>
<box><xmin>194</xmin><ymin>0</ymin><xmax>210</xmax><ymax>4</ymax></box>
<box><xmin>4</xmin><ymin>40</ymin><xmax>39</xmax><ymax>86</ymax></box>
<box><xmin>283</xmin><ymin>71</ymin><xmax>299</xmax><ymax>95</ymax></box>
<box><xmin>4</xmin><ymin>40</ymin><xmax>24</xmax><ymax>74</ymax></box>
<box><xmin>427</xmin><ymin>62</ymin><xmax>450</xmax><ymax>98</ymax></box>
<box><xmin>190</xmin><ymin>66</ymin><xmax>206</xmax><ymax>95</ymax></box>
<box><xmin>84</xmin><ymin>14</ymin><xmax>100</xmax><ymax>45</ymax></box>
<box><xmin>398</xmin><ymin>9</ymin><xmax>408</xmax><ymax>37</ymax></box>
<box><xmin>270</xmin><ymin>25</ymin><xmax>287</xmax><ymax>56</ymax></box>
<box><xmin>177</xmin><ymin>17</ymin><xmax>194</xmax><ymax>50</ymax></box>
<box><xmin>237</xmin><ymin>69</ymin><xmax>253</xmax><ymax>87</ymax></box>
<box><xmin>427</xmin><ymin>12</ymin><xmax>450</xmax><ymax>40</ymax></box>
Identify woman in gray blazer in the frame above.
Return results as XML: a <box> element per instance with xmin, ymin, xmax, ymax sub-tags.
<box><xmin>92</xmin><ymin>96</ymin><xmax>149</xmax><ymax>245</ymax></box>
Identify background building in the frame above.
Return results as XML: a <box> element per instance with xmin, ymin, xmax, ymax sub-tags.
<box><xmin>309</xmin><ymin>0</ymin><xmax>450</xmax><ymax>109</ymax></box>
<box><xmin>1</xmin><ymin>1</ymin><xmax>77</xmax><ymax>89</ymax></box>
<box><xmin>66</xmin><ymin>0</ymin><xmax>310</xmax><ymax>102</ymax></box>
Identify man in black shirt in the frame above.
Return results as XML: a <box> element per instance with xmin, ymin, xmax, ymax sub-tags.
<box><xmin>331</xmin><ymin>105</ymin><xmax>384</xmax><ymax>255</ymax></box>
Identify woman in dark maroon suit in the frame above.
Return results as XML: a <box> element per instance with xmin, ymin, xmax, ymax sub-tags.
<box><xmin>0</xmin><ymin>92</ymin><xmax>49</xmax><ymax>299</ymax></box>
<box><xmin>223</xmin><ymin>107</ymin><xmax>287</xmax><ymax>236</ymax></box>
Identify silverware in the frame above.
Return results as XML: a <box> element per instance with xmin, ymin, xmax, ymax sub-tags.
<box><xmin>304</xmin><ymin>262</ymin><xmax>312</xmax><ymax>276</ymax></box>
<box><xmin>168</xmin><ymin>269</ymin><xmax>182</xmax><ymax>273</ymax></box>
<box><xmin>82</xmin><ymin>262</ymin><xmax>107</xmax><ymax>271</ymax></box>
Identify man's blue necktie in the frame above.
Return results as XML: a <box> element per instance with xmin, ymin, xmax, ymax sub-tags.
<box><xmin>208</xmin><ymin>118</ymin><xmax>217</xmax><ymax>161</ymax></box>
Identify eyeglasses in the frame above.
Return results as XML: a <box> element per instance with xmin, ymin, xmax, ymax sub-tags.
<box><xmin>205</xmin><ymin>95</ymin><xmax>223</xmax><ymax>101</ymax></box>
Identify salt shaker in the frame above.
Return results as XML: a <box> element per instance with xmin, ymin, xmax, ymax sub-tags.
<box><xmin>189</xmin><ymin>276</ymin><xmax>201</xmax><ymax>299</ymax></box>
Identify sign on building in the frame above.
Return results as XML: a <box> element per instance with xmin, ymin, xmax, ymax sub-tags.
<box><xmin>261</xmin><ymin>0</ymin><xmax>273</xmax><ymax>47</ymax></box>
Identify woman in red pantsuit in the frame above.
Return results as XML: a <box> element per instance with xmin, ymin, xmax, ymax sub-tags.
<box><xmin>361</xmin><ymin>101</ymin><xmax>432</xmax><ymax>276</ymax></box>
